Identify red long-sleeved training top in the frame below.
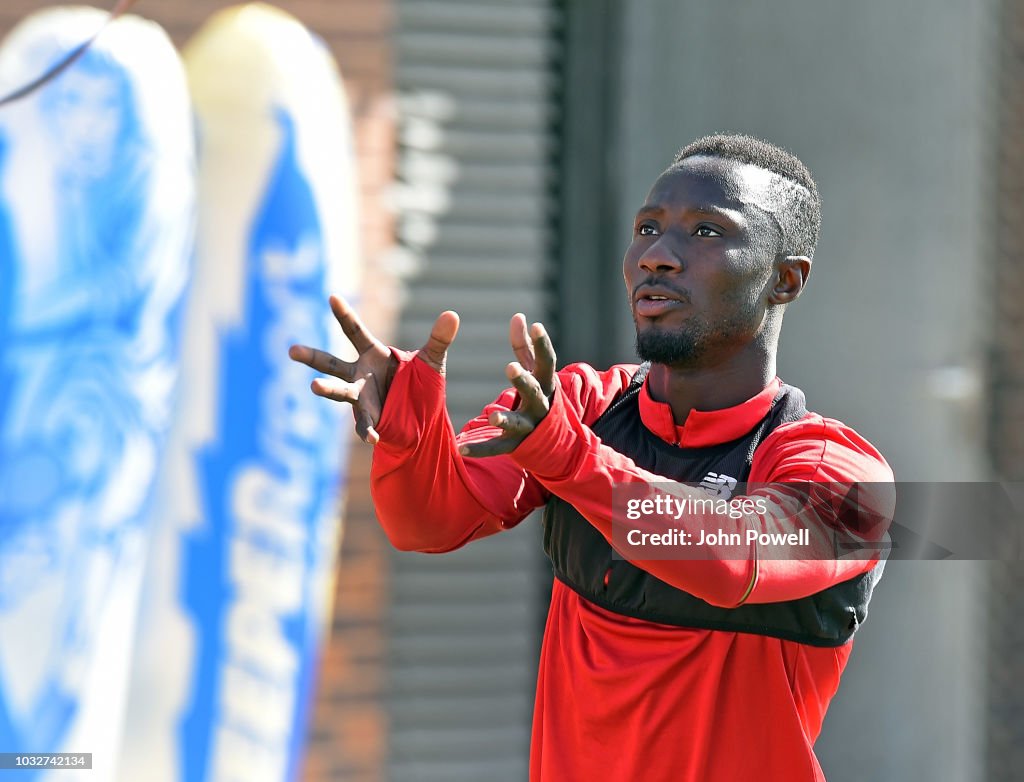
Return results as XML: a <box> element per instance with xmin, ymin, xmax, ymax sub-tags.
<box><xmin>371</xmin><ymin>350</ymin><xmax>893</xmax><ymax>781</ymax></box>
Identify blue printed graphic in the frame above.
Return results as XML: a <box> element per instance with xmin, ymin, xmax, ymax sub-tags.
<box><xmin>0</xmin><ymin>37</ymin><xmax>192</xmax><ymax>777</ymax></box>
<box><xmin>180</xmin><ymin>109</ymin><xmax>346</xmax><ymax>782</ymax></box>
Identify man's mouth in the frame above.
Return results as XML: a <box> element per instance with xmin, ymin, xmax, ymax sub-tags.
<box><xmin>636</xmin><ymin>297</ymin><xmax>684</xmax><ymax>317</ymax></box>
<box><xmin>634</xmin><ymin>286</ymin><xmax>689</xmax><ymax>318</ymax></box>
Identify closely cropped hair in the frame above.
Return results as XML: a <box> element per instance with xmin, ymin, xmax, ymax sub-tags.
<box><xmin>674</xmin><ymin>133</ymin><xmax>822</xmax><ymax>258</ymax></box>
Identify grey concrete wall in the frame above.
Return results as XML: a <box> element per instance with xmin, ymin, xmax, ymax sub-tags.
<box><xmin>607</xmin><ymin>2</ymin><xmax>998</xmax><ymax>780</ymax></box>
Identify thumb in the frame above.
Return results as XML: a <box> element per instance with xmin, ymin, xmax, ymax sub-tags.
<box><xmin>419</xmin><ymin>310</ymin><xmax>460</xmax><ymax>372</ymax></box>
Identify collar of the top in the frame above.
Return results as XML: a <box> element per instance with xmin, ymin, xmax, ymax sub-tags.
<box><xmin>637</xmin><ymin>376</ymin><xmax>782</xmax><ymax>449</ymax></box>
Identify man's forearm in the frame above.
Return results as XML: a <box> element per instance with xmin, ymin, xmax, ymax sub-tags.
<box><xmin>508</xmin><ymin>383</ymin><xmax>756</xmax><ymax>606</ymax></box>
<box><xmin>510</xmin><ymin>380</ymin><xmax>886</xmax><ymax>606</ymax></box>
<box><xmin>370</xmin><ymin>350</ymin><xmax>539</xmax><ymax>552</ymax></box>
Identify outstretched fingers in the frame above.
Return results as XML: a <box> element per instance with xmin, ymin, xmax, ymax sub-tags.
<box><xmin>506</xmin><ymin>362</ymin><xmax>548</xmax><ymax>415</ymax></box>
<box><xmin>330</xmin><ymin>295</ymin><xmax>377</xmax><ymax>354</ymax></box>
<box><xmin>310</xmin><ymin>376</ymin><xmax>381</xmax><ymax>444</ymax></box>
<box><xmin>311</xmin><ymin>376</ymin><xmax>362</xmax><ymax>404</ymax></box>
<box><xmin>529</xmin><ymin>322</ymin><xmax>556</xmax><ymax>395</ymax></box>
<box><xmin>354</xmin><ymin>408</ymin><xmax>380</xmax><ymax>445</ymax></box>
<box><xmin>288</xmin><ymin>345</ymin><xmax>356</xmax><ymax>381</ymax></box>
<box><xmin>418</xmin><ymin>310</ymin><xmax>460</xmax><ymax>373</ymax></box>
<box><xmin>458</xmin><ymin>409</ymin><xmax>535</xmax><ymax>458</ymax></box>
<box><xmin>488</xmin><ymin>410</ymin><xmax>536</xmax><ymax>437</ymax></box>
<box><xmin>293</xmin><ymin>296</ymin><xmax>392</xmax><ymax>446</ymax></box>
<box><xmin>459</xmin><ymin>436</ymin><xmax>519</xmax><ymax>458</ymax></box>
<box><xmin>509</xmin><ymin>313</ymin><xmax>536</xmax><ymax>372</ymax></box>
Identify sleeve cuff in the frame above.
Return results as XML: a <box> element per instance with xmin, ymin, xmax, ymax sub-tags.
<box><xmin>375</xmin><ymin>347</ymin><xmax>447</xmax><ymax>452</ymax></box>
<box><xmin>509</xmin><ymin>379</ymin><xmax>586</xmax><ymax>481</ymax></box>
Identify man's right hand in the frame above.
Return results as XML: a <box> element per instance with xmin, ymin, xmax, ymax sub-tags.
<box><xmin>288</xmin><ymin>295</ymin><xmax>459</xmax><ymax>444</ymax></box>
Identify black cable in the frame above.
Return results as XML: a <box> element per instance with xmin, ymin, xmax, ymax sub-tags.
<box><xmin>0</xmin><ymin>0</ymin><xmax>139</xmax><ymax>108</ymax></box>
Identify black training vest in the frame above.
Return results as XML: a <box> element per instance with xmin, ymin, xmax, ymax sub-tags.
<box><xmin>542</xmin><ymin>364</ymin><xmax>884</xmax><ymax>647</ymax></box>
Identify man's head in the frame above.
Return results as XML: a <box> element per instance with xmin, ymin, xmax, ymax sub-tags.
<box><xmin>624</xmin><ymin>133</ymin><xmax>820</xmax><ymax>368</ymax></box>
<box><xmin>675</xmin><ymin>134</ymin><xmax>821</xmax><ymax>259</ymax></box>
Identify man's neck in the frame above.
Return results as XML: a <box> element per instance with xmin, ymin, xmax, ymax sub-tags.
<box><xmin>644</xmin><ymin>345</ymin><xmax>777</xmax><ymax>426</ymax></box>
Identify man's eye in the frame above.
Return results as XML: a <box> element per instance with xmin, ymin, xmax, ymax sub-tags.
<box><xmin>694</xmin><ymin>225</ymin><xmax>722</xmax><ymax>238</ymax></box>
<box><xmin>637</xmin><ymin>223</ymin><xmax>659</xmax><ymax>236</ymax></box>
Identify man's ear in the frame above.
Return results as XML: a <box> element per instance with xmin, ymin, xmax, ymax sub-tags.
<box><xmin>769</xmin><ymin>255</ymin><xmax>811</xmax><ymax>305</ymax></box>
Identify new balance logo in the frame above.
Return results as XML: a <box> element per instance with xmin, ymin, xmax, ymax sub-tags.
<box><xmin>699</xmin><ymin>472</ymin><xmax>737</xmax><ymax>499</ymax></box>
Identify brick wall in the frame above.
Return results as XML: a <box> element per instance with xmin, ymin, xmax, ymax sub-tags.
<box><xmin>0</xmin><ymin>2</ymin><xmax>397</xmax><ymax>780</ymax></box>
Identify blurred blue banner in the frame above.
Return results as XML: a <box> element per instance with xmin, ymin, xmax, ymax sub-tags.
<box><xmin>118</xmin><ymin>6</ymin><xmax>361</xmax><ymax>782</ymax></box>
<box><xmin>0</xmin><ymin>7</ymin><xmax>194</xmax><ymax>781</ymax></box>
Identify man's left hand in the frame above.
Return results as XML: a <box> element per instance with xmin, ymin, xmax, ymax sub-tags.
<box><xmin>459</xmin><ymin>315</ymin><xmax>556</xmax><ymax>458</ymax></box>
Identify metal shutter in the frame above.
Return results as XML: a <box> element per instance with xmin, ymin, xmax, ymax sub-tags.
<box><xmin>387</xmin><ymin>2</ymin><xmax>559</xmax><ymax>780</ymax></box>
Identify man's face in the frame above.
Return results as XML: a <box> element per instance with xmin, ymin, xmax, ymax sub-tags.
<box><xmin>623</xmin><ymin>155</ymin><xmax>782</xmax><ymax>368</ymax></box>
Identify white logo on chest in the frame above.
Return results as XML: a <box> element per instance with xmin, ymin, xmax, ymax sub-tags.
<box><xmin>698</xmin><ymin>472</ymin><xmax>738</xmax><ymax>500</ymax></box>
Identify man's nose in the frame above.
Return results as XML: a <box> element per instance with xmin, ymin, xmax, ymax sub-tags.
<box><xmin>637</xmin><ymin>238</ymin><xmax>684</xmax><ymax>274</ymax></box>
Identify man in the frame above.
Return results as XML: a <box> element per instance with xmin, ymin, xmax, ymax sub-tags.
<box><xmin>290</xmin><ymin>134</ymin><xmax>893</xmax><ymax>780</ymax></box>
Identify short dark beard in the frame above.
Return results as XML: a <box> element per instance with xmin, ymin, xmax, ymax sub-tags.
<box><xmin>634</xmin><ymin>301</ymin><xmax>765</xmax><ymax>368</ymax></box>
<box><xmin>635</xmin><ymin>323</ymin><xmax>710</xmax><ymax>365</ymax></box>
